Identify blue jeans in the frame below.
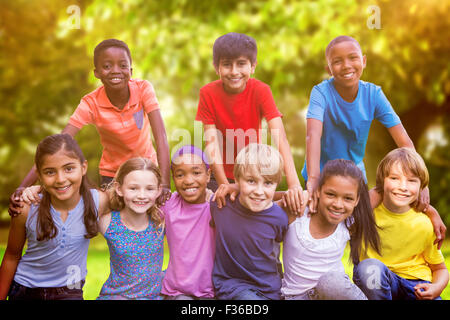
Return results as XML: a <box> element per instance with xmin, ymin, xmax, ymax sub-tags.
<box><xmin>353</xmin><ymin>259</ymin><xmax>441</xmax><ymax>300</ymax></box>
<box><xmin>231</xmin><ymin>288</ymin><xmax>271</xmax><ymax>300</ymax></box>
<box><xmin>8</xmin><ymin>280</ymin><xmax>85</xmax><ymax>300</ymax></box>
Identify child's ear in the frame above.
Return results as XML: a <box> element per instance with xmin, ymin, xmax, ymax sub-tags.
<box><xmin>114</xmin><ymin>182</ymin><xmax>123</xmax><ymax>197</ymax></box>
<box><xmin>251</xmin><ymin>61</ymin><xmax>257</xmax><ymax>74</ymax></box>
<box><xmin>362</xmin><ymin>55</ymin><xmax>367</xmax><ymax>68</ymax></box>
<box><xmin>81</xmin><ymin>160</ymin><xmax>88</xmax><ymax>176</ymax></box>
<box><xmin>94</xmin><ymin>68</ymin><xmax>100</xmax><ymax>80</ymax></box>
<box><xmin>206</xmin><ymin>168</ymin><xmax>211</xmax><ymax>183</ymax></box>
<box><xmin>213</xmin><ymin>63</ymin><xmax>220</xmax><ymax>76</ymax></box>
<box><xmin>325</xmin><ymin>64</ymin><xmax>332</xmax><ymax>76</ymax></box>
<box><xmin>130</xmin><ymin>67</ymin><xmax>133</xmax><ymax>77</ymax></box>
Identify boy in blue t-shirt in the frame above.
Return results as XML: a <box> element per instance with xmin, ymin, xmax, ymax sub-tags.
<box><xmin>299</xmin><ymin>36</ymin><xmax>446</xmax><ymax>246</ymax></box>
<box><xmin>211</xmin><ymin>143</ymin><xmax>298</xmax><ymax>300</ymax></box>
<box><xmin>302</xmin><ymin>36</ymin><xmax>427</xmax><ymax>210</ymax></box>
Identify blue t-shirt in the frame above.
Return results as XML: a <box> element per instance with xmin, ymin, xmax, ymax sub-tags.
<box><xmin>211</xmin><ymin>195</ymin><xmax>288</xmax><ymax>300</ymax></box>
<box><xmin>301</xmin><ymin>79</ymin><xmax>401</xmax><ymax>181</ymax></box>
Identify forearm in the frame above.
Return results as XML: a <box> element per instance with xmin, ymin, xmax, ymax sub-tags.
<box><xmin>155</xmin><ymin>136</ymin><xmax>171</xmax><ymax>187</ymax></box>
<box><xmin>0</xmin><ymin>253</ymin><xmax>21</xmax><ymax>299</ymax></box>
<box><xmin>18</xmin><ymin>165</ymin><xmax>39</xmax><ymax>189</ymax></box>
<box><xmin>431</xmin><ymin>267</ymin><xmax>449</xmax><ymax>297</ymax></box>
<box><xmin>305</xmin><ymin>133</ymin><xmax>321</xmax><ymax>183</ymax></box>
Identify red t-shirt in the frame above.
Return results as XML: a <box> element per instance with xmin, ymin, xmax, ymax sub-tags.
<box><xmin>195</xmin><ymin>78</ymin><xmax>282</xmax><ymax>179</ymax></box>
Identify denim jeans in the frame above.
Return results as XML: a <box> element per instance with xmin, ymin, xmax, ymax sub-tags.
<box><xmin>353</xmin><ymin>258</ymin><xmax>441</xmax><ymax>300</ymax></box>
<box><xmin>8</xmin><ymin>280</ymin><xmax>85</xmax><ymax>300</ymax></box>
<box><xmin>231</xmin><ymin>288</ymin><xmax>271</xmax><ymax>300</ymax></box>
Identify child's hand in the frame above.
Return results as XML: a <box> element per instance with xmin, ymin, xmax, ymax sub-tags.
<box><xmin>414</xmin><ymin>186</ymin><xmax>430</xmax><ymax>213</ymax></box>
<box><xmin>213</xmin><ymin>183</ymin><xmax>239</xmax><ymax>209</ymax></box>
<box><xmin>20</xmin><ymin>185</ymin><xmax>42</xmax><ymax>205</ymax></box>
<box><xmin>8</xmin><ymin>187</ymin><xmax>25</xmax><ymax>217</ymax></box>
<box><xmin>281</xmin><ymin>186</ymin><xmax>307</xmax><ymax>215</ymax></box>
<box><xmin>306</xmin><ymin>178</ymin><xmax>319</xmax><ymax>213</ymax></box>
<box><xmin>414</xmin><ymin>283</ymin><xmax>440</xmax><ymax>300</ymax></box>
<box><xmin>157</xmin><ymin>187</ymin><xmax>172</xmax><ymax>206</ymax></box>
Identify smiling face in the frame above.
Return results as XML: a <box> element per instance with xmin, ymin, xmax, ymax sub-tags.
<box><xmin>172</xmin><ymin>153</ymin><xmax>210</xmax><ymax>204</ymax></box>
<box><xmin>326</xmin><ymin>41</ymin><xmax>366</xmax><ymax>99</ymax></box>
<box><xmin>94</xmin><ymin>46</ymin><xmax>132</xmax><ymax>93</ymax></box>
<box><xmin>115</xmin><ymin>170</ymin><xmax>161</xmax><ymax>215</ymax></box>
<box><xmin>214</xmin><ymin>55</ymin><xmax>256</xmax><ymax>94</ymax></box>
<box><xmin>382</xmin><ymin>161</ymin><xmax>421</xmax><ymax>213</ymax></box>
<box><xmin>316</xmin><ymin>175</ymin><xmax>360</xmax><ymax>226</ymax></box>
<box><xmin>236</xmin><ymin>166</ymin><xmax>277</xmax><ymax>213</ymax></box>
<box><xmin>38</xmin><ymin>149</ymin><xmax>87</xmax><ymax>209</ymax></box>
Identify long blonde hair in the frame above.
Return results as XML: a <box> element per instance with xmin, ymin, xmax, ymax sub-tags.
<box><xmin>107</xmin><ymin>157</ymin><xmax>164</xmax><ymax>230</ymax></box>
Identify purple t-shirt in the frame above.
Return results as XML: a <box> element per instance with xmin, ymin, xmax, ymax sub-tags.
<box><xmin>161</xmin><ymin>192</ymin><xmax>216</xmax><ymax>298</ymax></box>
<box><xmin>211</xmin><ymin>195</ymin><xmax>288</xmax><ymax>300</ymax></box>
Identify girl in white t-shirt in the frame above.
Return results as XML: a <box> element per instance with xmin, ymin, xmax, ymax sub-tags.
<box><xmin>281</xmin><ymin>159</ymin><xmax>381</xmax><ymax>300</ymax></box>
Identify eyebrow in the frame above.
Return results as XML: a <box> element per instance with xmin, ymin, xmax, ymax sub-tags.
<box><xmin>41</xmin><ymin>162</ymin><xmax>78</xmax><ymax>170</ymax></box>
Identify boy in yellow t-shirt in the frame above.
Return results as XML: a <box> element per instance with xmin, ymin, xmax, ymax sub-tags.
<box><xmin>353</xmin><ymin>147</ymin><xmax>448</xmax><ymax>300</ymax></box>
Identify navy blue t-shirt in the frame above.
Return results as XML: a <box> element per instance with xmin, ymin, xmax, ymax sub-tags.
<box><xmin>211</xmin><ymin>195</ymin><xmax>288</xmax><ymax>300</ymax></box>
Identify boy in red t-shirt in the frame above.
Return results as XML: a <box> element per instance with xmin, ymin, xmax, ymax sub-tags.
<box><xmin>196</xmin><ymin>32</ymin><xmax>305</xmax><ymax>211</ymax></box>
<box><xmin>9</xmin><ymin>39</ymin><xmax>171</xmax><ymax>215</ymax></box>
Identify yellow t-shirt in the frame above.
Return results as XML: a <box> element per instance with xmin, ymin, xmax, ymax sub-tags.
<box><xmin>361</xmin><ymin>203</ymin><xmax>444</xmax><ymax>282</ymax></box>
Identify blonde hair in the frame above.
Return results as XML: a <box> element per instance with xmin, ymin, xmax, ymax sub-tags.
<box><xmin>108</xmin><ymin>157</ymin><xmax>164</xmax><ymax>230</ymax></box>
<box><xmin>375</xmin><ymin>147</ymin><xmax>429</xmax><ymax>195</ymax></box>
<box><xmin>233</xmin><ymin>143</ymin><xmax>284</xmax><ymax>183</ymax></box>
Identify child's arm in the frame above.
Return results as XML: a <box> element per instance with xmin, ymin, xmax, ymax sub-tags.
<box><xmin>204</xmin><ymin>124</ymin><xmax>239</xmax><ymax>208</ymax></box>
<box><xmin>414</xmin><ymin>262</ymin><xmax>449</xmax><ymax>300</ymax></box>
<box><xmin>387</xmin><ymin>123</ymin><xmax>430</xmax><ymax>211</ymax></box>
<box><xmin>305</xmin><ymin>118</ymin><xmax>323</xmax><ymax>213</ymax></box>
<box><xmin>267</xmin><ymin>117</ymin><xmax>305</xmax><ymax>213</ymax></box>
<box><xmin>424</xmin><ymin>205</ymin><xmax>446</xmax><ymax>250</ymax></box>
<box><xmin>148</xmin><ymin>109</ymin><xmax>171</xmax><ymax>205</ymax></box>
<box><xmin>0</xmin><ymin>206</ymin><xmax>28</xmax><ymax>299</ymax></box>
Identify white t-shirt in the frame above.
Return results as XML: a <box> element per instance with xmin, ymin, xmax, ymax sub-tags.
<box><xmin>281</xmin><ymin>211</ymin><xmax>350</xmax><ymax>296</ymax></box>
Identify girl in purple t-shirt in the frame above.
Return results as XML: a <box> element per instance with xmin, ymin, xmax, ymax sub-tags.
<box><xmin>161</xmin><ymin>145</ymin><xmax>216</xmax><ymax>300</ymax></box>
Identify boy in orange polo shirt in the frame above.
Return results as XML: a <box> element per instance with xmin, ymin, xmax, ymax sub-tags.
<box><xmin>9</xmin><ymin>39</ymin><xmax>171</xmax><ymax>214</ymax></box>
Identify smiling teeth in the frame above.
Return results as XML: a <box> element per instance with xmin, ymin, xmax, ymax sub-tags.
<box><xmin>56</xmin><ymin>186</ymin><xmax>70</xmax><ymax>191</ymax></box>
<box><xmin>185</xmin><ymin>188</ymin><xmax>198</xmax><ymax>193</ymax></box>
<box><xmin>343</xmin><ymin>73</ymin><xmax>354</xmax><ymax>78</ymax></box>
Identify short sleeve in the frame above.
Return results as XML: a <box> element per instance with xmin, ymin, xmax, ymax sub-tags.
<box><xmin>68</xmin><ymin>98</ymin><xmax>94</xmax><ymax>128</ymax></box>
<box><xmin>257</xmin><ymin>83</ymin><xmax>282</xmax><ymax>121</ymax></box>
<box><xmin>195</xmin><ymin>87</ymin><xmax>215</xmax><ymax>124</ymax></box>
<box><xmin>374</xmin><ymin>87</ymin><xmax>401</xmax><ymax>128</ymax></box>
<box><xmin>306</xmin><ymin>86</ymin><xmax>326</xmax><ymax>122</ymax></box>
<box><xmin>140</xmin><ymin>80</ymin><xmax>160</xmax><ymax>114</ymax></box>
<box><xmin>423</xmin><ymin>233</ymin><xmax>445</xmax><ymax>265</ymax></box>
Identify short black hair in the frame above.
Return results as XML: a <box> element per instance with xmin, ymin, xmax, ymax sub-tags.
<box><xmin>93</xmin><ymin>39</ymin><xmax>132</xmax><ymax>68</ymax></box>
<box><xmin>325</xmin><ymin>35</ymin><xmax>362</xmax><ymax>58</ymax></box>
<box><xmin>213</xmin><ymin>32</ymin><xmax>257</xmax><ymax>67</ymax></box>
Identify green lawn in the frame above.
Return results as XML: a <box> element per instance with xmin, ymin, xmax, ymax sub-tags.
<box><xmin>1</xmin><ymin>231</ymin><xmax>450</xmax><ymax>300</ymax></box>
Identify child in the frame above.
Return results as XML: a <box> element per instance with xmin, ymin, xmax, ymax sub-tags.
<box><xmin>9</xmin><ymin>38</ymin><xmax>171</xmax><ymax>216</ymax></box>
<box><xmin>161</xmin><ymin>145</ymin><xmax>215</xmax><ymax>300</ymax></box>
<box><xmin>97</xmin><ymin>157</ymin><xmax>164</xmax><ymax>300</ymax></box>
<box><xmin>0</xmin><ymin>134</ymin><xmax>110</xmax><ymax>300</ymax></box>
<box><xmin>196</xmin><ymin>32</ymin><xmax>305</xmax><ymax>213</ymax></box>
<box><xmin>281</xmin><ymin>159</ymin><xmax>380</xmax><ymax>300</ymax></box>
<box><xmin>353</xmin><ymin>148</ymin><xmax>449</xmax><ymax>300</ymax></box>
<box><xmin>302</xmin><ymin>35</ymin><xmax>430</xmax><ymax>215</ymax></box>
<box><xmin>211</xmin><ymin>143</ymin><xmax>291</xmax><ymax>300</ymax></box>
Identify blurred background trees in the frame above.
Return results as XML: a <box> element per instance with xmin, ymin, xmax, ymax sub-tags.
<box><xmin>1</xmin><ymin>0</ymin><xmax>449</xmax><ymax>224</ymax></box>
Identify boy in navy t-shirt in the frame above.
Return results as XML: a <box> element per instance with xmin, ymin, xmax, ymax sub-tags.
<box><xmin>211</xmin><ymin>143</ymin><xmax>300</xmax><ymax>300</ymax></box>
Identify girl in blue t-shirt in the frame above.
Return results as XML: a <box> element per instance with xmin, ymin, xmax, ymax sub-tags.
<box><xmin>300</xmin><ymin>35</ymin><xmax>445</xmax><ymax>244</ymax></box>
<box><xmin>0</xmin><ymin>133</ymin><xmax>110</xmax><ymax>300</ymax></box>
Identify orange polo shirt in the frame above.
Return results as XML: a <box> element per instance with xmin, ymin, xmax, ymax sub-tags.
<box><xmin>69</xmin><ymin>79</ymin><xmax>159</xmax><ymax>177</ymax></box>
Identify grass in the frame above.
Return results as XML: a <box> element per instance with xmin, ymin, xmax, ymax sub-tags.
<box><xmin>1</xmin><ymin>230</ymin><xmax>450</xmax><ymax>300</ymax></box>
